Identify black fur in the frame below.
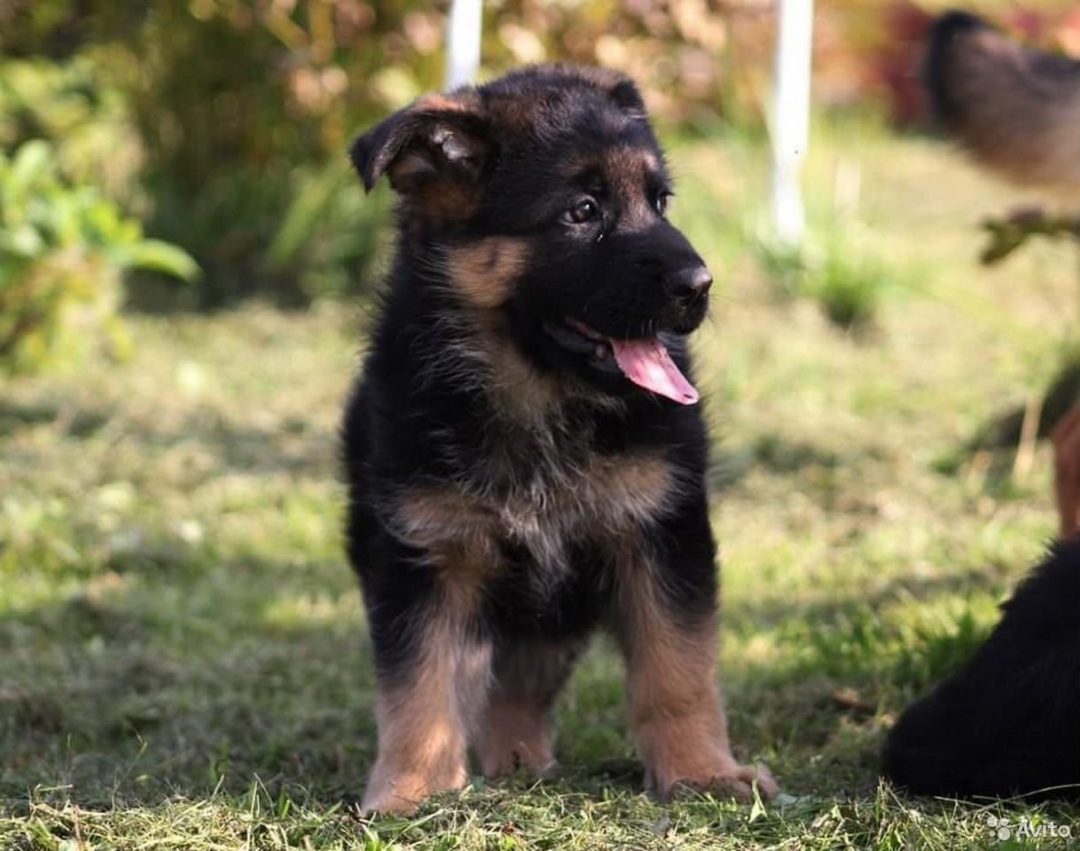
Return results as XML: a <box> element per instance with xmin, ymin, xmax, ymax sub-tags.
<box><xmin>883</xmin><ymin>539</ymin><xmax>1080</xmax><ymax>801</ymax></box>
<box><xmin>924</xmin><ymin>10</ymin><xmax>988</xmax><ymax>128</ymax></box>
<box><xmin>342</xmin><ymin>67</ymin><xmax>732</xmax><ymax>810</ymax></box>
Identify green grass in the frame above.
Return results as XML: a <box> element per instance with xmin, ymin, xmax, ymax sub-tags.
<box><xmin>3</xmin><ymin>121</ymin><xmax>1080</xmax><ymax>849</ymax></box>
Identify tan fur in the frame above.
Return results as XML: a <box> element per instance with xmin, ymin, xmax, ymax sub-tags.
<box><xmin>364</xmin><ymin>485</ymin><xmax>495</xmax><ymax>813</ymax></box>
<box><xmin>940</xmin><ymin>26</ymin><xmax>1080</xmax><ymax>192</ymax></box>
<box><xmin>604</xmin><ymin>146</ymin><xmax>663</xmax><ymax>229</ymax></box>
<box><xmin>380</xmin><ymin>455</ymin><xmax>677</xmax><ymax>798</ymax></box>
<box><xmin>406</xmin><ymin>303</ymin><xmax>568</xmax><ymax>423</ymax></box>
<box><xmin>356</xmin><ymin>65</ymin><xmax>770</xmax><ymax>817</ymax></box>
<box><xmin>586</xmin><ymin>452</ymin><xmax>675</xmax><ymax>526</ymax></box>
<box><xmin>361</xmin><ymin>581</ymin><xmax>491</xmax><ymax>814</ymax></box>
<box><xmin>477</xmin><ymin>639</ymin><xmax>584</xmax><ymax>777</ymax></box>
<box><xmin>396</xmin><ymin>488</ymin><xmax>502</xmax><ymax>583</ymax></box>
<box><xmin>478</xmin><ymin>697</ymin><xmax>556</xmax><ymax>776</ymax></box>
<box><xmin>484</xmin><ymin>328</ymin><xmax>566</xmax><ymax>417</ymax></box>
<box><xmin>394</xmin><ymin>452</ymin><xmax>677</xmax><ymax>572</ymax></box>
<box><xmin>561</xmin><ymin>147</ymin><xmax>662</xmax><ymax>230</ymax></box>
<box><xmin>465</xmin><ymin>307</ymin><xmax>575</xmax><ymax>422</ymax></box>
<box><xmin>446</xmin><ymin>237</ymin><xmax>531</xmax><ymax>309</ymax></box>
<box><xmin>415</xmin><ymin>93</ymin><xmax>479</xmax><ymax>113</ymax></box>
<box><xmin>368</xmin><ymin>455</ymin><xmax>678</xmax><ymax>811</ymax></box>
<box><xmin>614</xmin><ymin>549</ymin><xmax>779</xmax><ymax>800</ymax></box>
<box><xmin>429</xmin><ymin>236</ymin><xmax>576</xmax><ymax>421</ymax></box>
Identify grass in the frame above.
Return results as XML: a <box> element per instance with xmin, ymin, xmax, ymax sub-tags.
<box><xmin>3</xmin><ymin>118</ymin><xmax>1080</xmax><ymax>849</ymax></box>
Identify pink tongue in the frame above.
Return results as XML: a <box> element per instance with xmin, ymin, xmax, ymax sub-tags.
<box><xmin>610</xmin><ymin>337</ymin><xmax>700</xmax><ymax>405</ymax></box>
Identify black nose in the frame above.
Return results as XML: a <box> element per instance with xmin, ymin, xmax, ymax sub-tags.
<box><xmin>666</xmin><ymin>266</ymin><xmax>713</xmax><ymax>307</ymax></box>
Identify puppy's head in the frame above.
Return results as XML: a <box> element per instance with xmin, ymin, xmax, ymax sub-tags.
<box><xmin>352</xmin><ymin>66</ymin><xmax>710</xmax><ymax>406</ymax></box>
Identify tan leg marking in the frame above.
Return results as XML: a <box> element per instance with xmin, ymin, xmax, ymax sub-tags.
<box><xmin>478</xmin><ymin>696</ymin><xmax>555</xmax><ymax>777</ymax></box>
<box><xmin>361</xmin><ymin>582</ymin><xmax>491</xmax><ymax>815</ymax></box>
<box><xmin>616</xmin><ymin>555</ymin><xmax>778</xmax><ymax>801</ymax></box>
<box><xmin>476</xmin><ymin>640</ymin><xmax>583</xmax><ymax>778</ymax></box>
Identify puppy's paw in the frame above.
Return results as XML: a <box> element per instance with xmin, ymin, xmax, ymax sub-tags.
<box><xmin>648</xmin><ymin>755</ymin><xmax>780</xmax><ymax>803</ymax></box>
<box><xmin>478</xmin><ymin>700</ymin><xmax>556</xmax><ymax>778</ymax></box>
<box><xmin>699</xmin><ymin>760</ymin><xmax>779</xmax><ymax>802</ymax></box>
<box><xmin>479</xmin><ymin>741</ymin><xmax>556</xmax><ymax>778</ymax></box>
<box><xmin>360</xmin><ymin>768</ymin><xmax>467</xmax><ymax>816</ymax></box>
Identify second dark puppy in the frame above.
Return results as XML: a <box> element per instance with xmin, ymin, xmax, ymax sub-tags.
<box><xmin>883</xmin><ymin>538</ymin><xmax>1080</xmax><ymax>801</ymax></box>
<box><xmin>344</xmin><ymin>65</ymin><xmax>778</xmax><ymax>814</ymax></box>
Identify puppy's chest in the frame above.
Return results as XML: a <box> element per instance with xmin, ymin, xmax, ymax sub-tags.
<box><xmin>393</xmin><ymin>448</ymin><xmax>677</xmax><ymax>577</ymax></box>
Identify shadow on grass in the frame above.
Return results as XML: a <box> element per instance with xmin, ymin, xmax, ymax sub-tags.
<box><xmin>0</xmin><ymin>401</ymin><xmax>1044</xmax><ymax>820</ymax></box>
<box><xmin>0</xmin><ymin>393</ymin><xmax>652</xmax><ymax>815</ymax></box>
<box><xmin>716</xmin><ymin>561</ymin><xmax>1029</xmax><ymax>795</ymax></box>
<box><xmin>0</xmin><ymin>398</ymin><xmax>111</xmax><ymax>439</ymax></box>
<box><xmin>0</xmin><ymin>560</ymin><xmax>650</xmax><ymax>816</ymax></box>
<box><xmin>2</xmin><ymin>544</ymin><xmax>1060</xmax><ymax>824</ymax></box>
<box><xmin>0</xmin><ymin>555</ymin><xmax>375</xmax><ymax>812</ymax></box>
<box><xmin>0</xmin><ymin>395</ymin><xmax>338</xmax><ymax>481</ymax></box>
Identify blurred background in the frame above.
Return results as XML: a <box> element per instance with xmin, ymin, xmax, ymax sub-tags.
<box><xmin>6</xmin><ymin>0</ymin><xmax>1080</xmax><ymax>357</ymax></box>
<box><xmin>4</xmin><ymin>2</ymin><xmax>1080</xmax><ymax>845</ymax></box>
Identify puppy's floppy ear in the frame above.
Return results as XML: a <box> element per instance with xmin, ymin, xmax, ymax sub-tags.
<box><xmin>349</xmin><ymin>94</ymin><xmax>490</xmax><ymax>207</ymax></box>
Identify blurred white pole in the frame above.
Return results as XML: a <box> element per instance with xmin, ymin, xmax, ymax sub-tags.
<box><xmin>445</xmin><ymin>0</ymin><xmax>483</xmax><ymax>89</ymax></box>
<box><xmin>771</xmin><ymin>0</ymin><xmax>814</xmax><ymax>247</ymax></box>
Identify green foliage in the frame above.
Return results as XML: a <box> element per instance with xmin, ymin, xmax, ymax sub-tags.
<box><xmin>0</xmin><ymin>139</ymin><xmax>196</xmax><ymax>374</ymax></box>
<box><xmin>0</xmin><ymin>56</ymin><xmax>141</xmax><ymax>200</ymax></box>
<box><xmin>78</xmin><ymin>1</ymin><xmax>432</xmax><ymax>305</ymax></box>
<box><xmin>0</xmin><ymin>3</ymin><xmax>418</xmax><ymax>306</ymax></box>
<box><xmin>980</xmin><ymin>207</ymin><xmax>1080</xmax><ymax>266</ymax></box>
<box><xmin>805</xmin><ymin>240</ymin><xmax>895</xmax><ymax>332</ymax></box>
<box><xmin>753</xmin><ymin>238</ymin><xmax>806</xmax><ymax>300</ymax></box>
<box><xmin>755</xmin><ymin>231</ymin><xmax>899</xmax><ymax>332</ymax></box>
<box><xmin>267</xmin><ymin>163</ymin><xmax>392</xmax><ymax>303</ymax></box>
<box><xmin>792</xmin><ymin>599</ymin><xmax>996</xmax><ymax>693</ymax></box>
<box><xmin>0</xmin><ymin>0</ymin><xmax>796</xmax><ymax>306</ymax></box>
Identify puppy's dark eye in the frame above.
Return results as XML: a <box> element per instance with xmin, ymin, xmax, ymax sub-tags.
<box><xmin>655</xmin><ymin>191</ymin><xmax>673</xmax><ymax>216</ymax></box>
<box><xmin>564</xmin><ymin>198</ymin><xmax>600</xmax><ymax>225</ymax></box>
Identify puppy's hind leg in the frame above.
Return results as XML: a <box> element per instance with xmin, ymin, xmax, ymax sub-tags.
<box><xmin>477</xmin><ymin>637</ymin><xmax>587</xmax><ymax>778</ymax></box>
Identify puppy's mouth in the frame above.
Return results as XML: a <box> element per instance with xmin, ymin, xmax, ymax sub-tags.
<box><xmin>542</xmin><ymin>318</ymin><xmax>699</xmax><ymax>405</ymax></box>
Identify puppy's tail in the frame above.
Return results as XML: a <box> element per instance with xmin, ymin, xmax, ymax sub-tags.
<box><xmin>925</xmin><ymin>10</ymin><xmax>1080</xmax><ymax>193</ymax></box>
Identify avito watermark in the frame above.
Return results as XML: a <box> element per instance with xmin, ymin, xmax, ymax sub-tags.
<box><xmin>984</xmin><ymin>813</ymin><xmax>1072</xmax><ymax>842</ymax></box>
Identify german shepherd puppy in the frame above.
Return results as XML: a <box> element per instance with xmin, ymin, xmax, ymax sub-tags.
<box><xmin>883</xmin><ymin>538</ymin><xmax>1080</xmax><ymax>801</ymax></box>
<box><xmin>343</xmin><ymin>66</ymin><xmax>777</xmax><ymax>814</ymax></box>
<box><xmin>926</xmin><ymin>10</ymin><xmax>1080</xmax><ymax>193</ymax></box>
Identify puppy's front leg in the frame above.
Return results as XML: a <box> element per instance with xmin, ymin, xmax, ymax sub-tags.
<box><xmin>362</xmin><ymin>580</ymin><xmax>491</xmax><ymax>815</ymax></box>
<box><xmin>613</xmin><ymin>498</ymin><xmax>778</xmax><ymax>801</ymax></box>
